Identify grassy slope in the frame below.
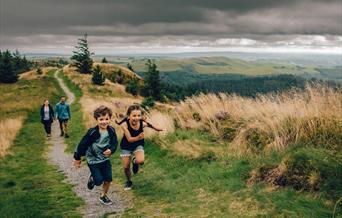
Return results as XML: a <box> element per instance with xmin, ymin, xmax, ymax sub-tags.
<box><xmin>112</xmin><ymin>130</ymin><xmax>337</xmax><ymax>218</ymax></box>
<box><xmin>126</xmin><ymin>57</ymin><xmax>320</xmax><ymax>76</ymax></box>
<box><xmin>0</xmin><ymin>70</ymin><xmax>83</xmax><ymax>217</ymax></box>
<box><xmin>60</xmin><ymin>70</ymin><xmax>340</xmax><ymax>217</ymax></box>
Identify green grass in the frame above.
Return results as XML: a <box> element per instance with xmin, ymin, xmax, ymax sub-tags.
<box><xmin>0</xmin><ymin>71</ymin><xmax>62</xmax><ymax>119</ymax></box>
<box><xmin>57</xmin><ymin>70</ymin><xmax>86</xmax><ymax>153</ymax></box>
<box><xmin>108</xmin><ymin>131</ymin><xmax>339</xmax><ymax>217</ymax></box>
<box><xmin>53</xmin><ymin>69</ymin><xmax>341</xmax><ymax>217</ymax></box>
<box><xmin>0</xmin><ymin>71</ymin><xmax>83</xmax><ymax>217</ymax></box>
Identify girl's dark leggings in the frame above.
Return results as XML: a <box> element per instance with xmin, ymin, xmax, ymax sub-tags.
<box><xmin>43</xmin><ymin>120</ymin><xmax>52</xmax><ymax>134</ymax></box>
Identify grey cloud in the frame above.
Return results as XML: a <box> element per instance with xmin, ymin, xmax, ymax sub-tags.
<box><xmin>0</xmin><ymin>0</ymin><xmax>341</xmax><ymax>52</ymax></box>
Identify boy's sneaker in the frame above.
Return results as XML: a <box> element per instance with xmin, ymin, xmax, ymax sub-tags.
<box><xmin>65</xmin><ymin>134</ymin><xmax>69</xmax><ymax>138</ymax></box>
<box><xmin>87</xmin><ymin>174</ymin><xmax>95</xmax><ymax>190</ymax></box>
<box><xmin>132</xmin><ymin>157</ymin><xmax>139</xmax><ymax>174</ymax></box>
<box><xmin>99</xmin><ymin>195</ymin><xmax>112</xmax><ymax>205</ymax></box>
<box><xmin>124</xmin><ymin>180</ymin><xmax>133</xmax><ymax>191</ymax></box>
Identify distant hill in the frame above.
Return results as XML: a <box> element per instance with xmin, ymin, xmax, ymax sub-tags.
<box><xmin>93</xmin><ymin>56</ymin><xmax>341</xmax><ymax>82</ymax></box>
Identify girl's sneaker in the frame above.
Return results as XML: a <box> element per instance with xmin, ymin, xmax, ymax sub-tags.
<box><xmin>99</xmin><ymin>195</ymin><xmax>112</xmax><ymax>205</ymax></box>
<box><xmin>124</xmin><ymin>180</ymin><xmax>133</xmax><ymax>190</ymax></box>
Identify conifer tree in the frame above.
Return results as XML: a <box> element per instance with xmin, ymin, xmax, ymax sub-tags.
<box><xmin>71</xmin><ymin>34</ymin><xmax>94</xmax><ymax>74</ymax></box>
<box><xmin>92</xmin><ymin>65</ymin><xmax>105</xmax><ymax>85</ymax></box>
<box><xmin>0</xmin><ymin>50</ymin><xmax>18</xmax><ymax>83</ymax></box>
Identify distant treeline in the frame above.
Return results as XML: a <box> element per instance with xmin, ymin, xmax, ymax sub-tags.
<box><xmin>153</xmin><ymin>73</ymin><xmax>341</xmax><ymax>101</ymax></box>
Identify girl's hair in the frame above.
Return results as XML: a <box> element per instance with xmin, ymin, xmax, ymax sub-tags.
<box><xmin>116</xmin><ymin>104</ymin><xmax>143</xmax><ymax>125</ymax></box>
<box><xmin>116</xmin><ymin>104</ymin><xmax>153</xmax><ymax>128</ymax></box>
<box><xmin>126</xmin><ymin>104</ymin><xmax>141</xmax><ymax>116</ymax></box>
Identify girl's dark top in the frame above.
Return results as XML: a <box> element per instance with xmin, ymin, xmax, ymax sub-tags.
<box><xmin>40</xmin><ymin>104</ymin><xmax>55</xmax><ymax>122</ymax></box>
<box><xmin>120</xmin><ymin>119</ymin><xmax>144</xmax><ymax>151</ymax></box>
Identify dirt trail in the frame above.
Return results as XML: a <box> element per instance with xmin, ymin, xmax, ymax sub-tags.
<box><xmin>47</xmin><ymin>69</ymin><xmax>125</xmax><ymax>218</ymax></box>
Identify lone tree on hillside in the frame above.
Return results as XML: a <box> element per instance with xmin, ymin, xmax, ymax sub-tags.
<box><xmin>0</xmin><ymin>50</ymin><xmax>18</xmax><ymax>83</ymax></box>
<box><xmin>71</xmin><ymin>34</ymin><xmax>94</xmax><ymax>74</ymax></box>
<box><xmin>142</xmin><ymin>59</ymin><xmax>161</xmax><ymax>100</ymax></box>
<box><xmin>127</xmin><ymin>63</ymin><xmax>134</xmax><ymax>72</ymax></box>
<box><xmin>125</xmin><ymin>77</ymin><xmax>139</xmax><ymax>96</ymax></box>
<box><xmin>36</xmin><ymin>67</ymin><xmax>43</xmax><ymax>75</ymax></box>
<box><xmin>92</xmin><ymin>65</ymin><xmax>105</xmax><ymax>85</ymax></box>
<box><xmin>101</xmin><ymin>57</ymin><xmax>108</xmax><ymax>63</ymax></box>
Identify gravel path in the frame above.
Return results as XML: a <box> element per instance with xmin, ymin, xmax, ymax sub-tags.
<box><xmin>47</xmin><ymin>70</ymin><xmax>125</xmax><ymax>218</ymax></box>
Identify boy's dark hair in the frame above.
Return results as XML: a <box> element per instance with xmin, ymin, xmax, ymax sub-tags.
<box><xmin>94</xmin><ymin>105</ymin><xmax>112</xmax><ymax>119</ymax></box>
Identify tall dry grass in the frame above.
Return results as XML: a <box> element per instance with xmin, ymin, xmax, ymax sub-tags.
<box><xmin>80</xmin><ymin>96</ymin><xmax>175</xmax><ymax>138</ymax></box>
<box><xmin>0</xmin><ymin>117</ymin><xmax>24</xmax><ymax>157</ymax></box>
<box><xmin>19</xmin><ymin>67</ymin><xmax>57</xmax><ymax>80</ymax></box>
<box><xmin>174</xmin><ymin>84</ymin><xmax>342</xmax><ymax>155</ymax></box>
<box><xmin>63</xmin><ymin>64</ymin><xmax>136</xmax><ymax>98</ymax></box>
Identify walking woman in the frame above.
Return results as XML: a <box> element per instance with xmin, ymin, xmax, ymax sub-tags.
<box><xmin>40</xmin><ymin>98</ymin><xmax>55</xmax><ymax>137</ymax></box>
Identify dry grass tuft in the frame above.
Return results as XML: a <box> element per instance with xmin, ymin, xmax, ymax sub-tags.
<box><xmin>20</xmin><ymin>67</ymin><xmax>57</xmax><ymax>80</ymax></box>
<box><xmin>94</xmin><ymin>62</ymin><xmax>140</xmax><ymax>79</ymax></box>
<box><xmin>174</xmin><ymin>84</ymin><xmax>342</xmax><ymax>155</ymax></box>
<box><xmin>63</xmin><ymin>64</ymin><xmax>134</xmax><ymax>98</ymax></box>
<box><xmin>0</xmin><ymin>117</ymin><xmax>24</xmax><ymax>157</ymax></box>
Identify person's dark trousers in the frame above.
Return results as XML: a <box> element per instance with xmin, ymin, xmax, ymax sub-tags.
<box><xmin>58</xmin><ymin>118</ymin><xmax>69</xmax><ymax>136</ymax></box>
<box><xmin>58</xmin><ymin>119</ymin><xmax>64</xmax><ymax>135</ymax></box>
<box><xmin>43</xmin><ymin>120</ymin><xmax>52</xmax><ymax>134</ymax></box>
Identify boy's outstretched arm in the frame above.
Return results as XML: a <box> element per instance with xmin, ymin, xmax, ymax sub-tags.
<box><xmin>73</xmin><ymin>129</ymin><xmax>93</xmax><ymax>167</ymax></box>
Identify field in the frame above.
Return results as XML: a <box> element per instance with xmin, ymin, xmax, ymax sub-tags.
<box><xmin>0</xmin><ymin>69</ymin><xmax>83</xmax><ymax>217</ymax></box>
<box><xmin>58</xmin><ymin>64</ymin><xmax>342</xmax><ymax>217</ymax></box>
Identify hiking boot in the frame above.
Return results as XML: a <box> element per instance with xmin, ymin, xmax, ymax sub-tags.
<box><xmin>124</xmin><ymin>180</ymin><xmax>133</xmax><ymax>191</ymax></box>
<box><xmin>87</xmin><ymin>174</ymin><xmax>95</xmax><ymax>190</ymax></box>
<box><xmin>132</xmin><ymin>157</ymin><xmax>139</xmax><ymax>174</ymax></box>
<box><xmin>99</xmin><ymin>195</ymin><xmax>112</xmax><ymax>205</ymax></box>
<box><xmin>65</xmin><ymin>134</ymin><xmax>69</xmax><ymax>138</ymax></box>
<box><xmin>60</xmin><ymin>132</ymin><xmax>64</xmax><ymax>137</ymax></box>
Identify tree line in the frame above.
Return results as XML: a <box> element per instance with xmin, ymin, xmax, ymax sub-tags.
<box><xmin>0</xmin><ymin>50</ymin><xmax>33</xmax><ymax>83</ymax></box>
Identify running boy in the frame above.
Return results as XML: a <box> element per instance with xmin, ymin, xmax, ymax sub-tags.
<box><xmin>73</xmin><ymin>106</ymin><xmax>118</xmax><ymax>205</ymax></box>
<box><xmin>118</xmin><ymin>104</ymin><xmax>162</xmax><ymax>190</ymax></box>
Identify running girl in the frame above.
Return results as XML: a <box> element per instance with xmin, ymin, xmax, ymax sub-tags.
<box><xmin>118</xmin><ymin>104</ymin><xmax>162</xmax><ymax>190</ymax></box>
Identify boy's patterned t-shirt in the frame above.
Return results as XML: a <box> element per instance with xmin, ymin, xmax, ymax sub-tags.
<box><xmin>86</xmin><ymin>130</ymin><xmax>110</xmax><ymax>165</ymax></box>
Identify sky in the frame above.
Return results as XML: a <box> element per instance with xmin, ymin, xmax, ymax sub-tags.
<box><xmin>0</xmin><ymin>0</ymin><xmax>341</xmax><ymax>54</ymax></box>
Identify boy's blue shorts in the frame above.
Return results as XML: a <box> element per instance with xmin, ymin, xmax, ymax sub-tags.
<box><xmin>87</xmin><ymin>160</ymin><xmax>112</xmax><ymax>186</ymax></box>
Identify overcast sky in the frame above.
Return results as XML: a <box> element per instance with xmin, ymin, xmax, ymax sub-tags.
<box><xmin>0</xmin><ymin>0</ymin><xmax>341</xmax><ymax>54</ymax></box>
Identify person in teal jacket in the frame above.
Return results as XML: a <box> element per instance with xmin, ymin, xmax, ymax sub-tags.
<box><xmin>55</xmin><ymin>96</ymin><xmax>71</xmax><ymax>138</ymax></box>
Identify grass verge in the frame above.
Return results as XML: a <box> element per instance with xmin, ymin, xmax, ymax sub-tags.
<box><xmin>0</xmin><ymin>70</ymin><xmax>83</xmax><ymax>217</ymax></box>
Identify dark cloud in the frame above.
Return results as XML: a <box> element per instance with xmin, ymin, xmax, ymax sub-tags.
<box><xmin>0</xmin><ymin>0</ymin><xmax>341</xmax><ymax>53</ymax></box>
